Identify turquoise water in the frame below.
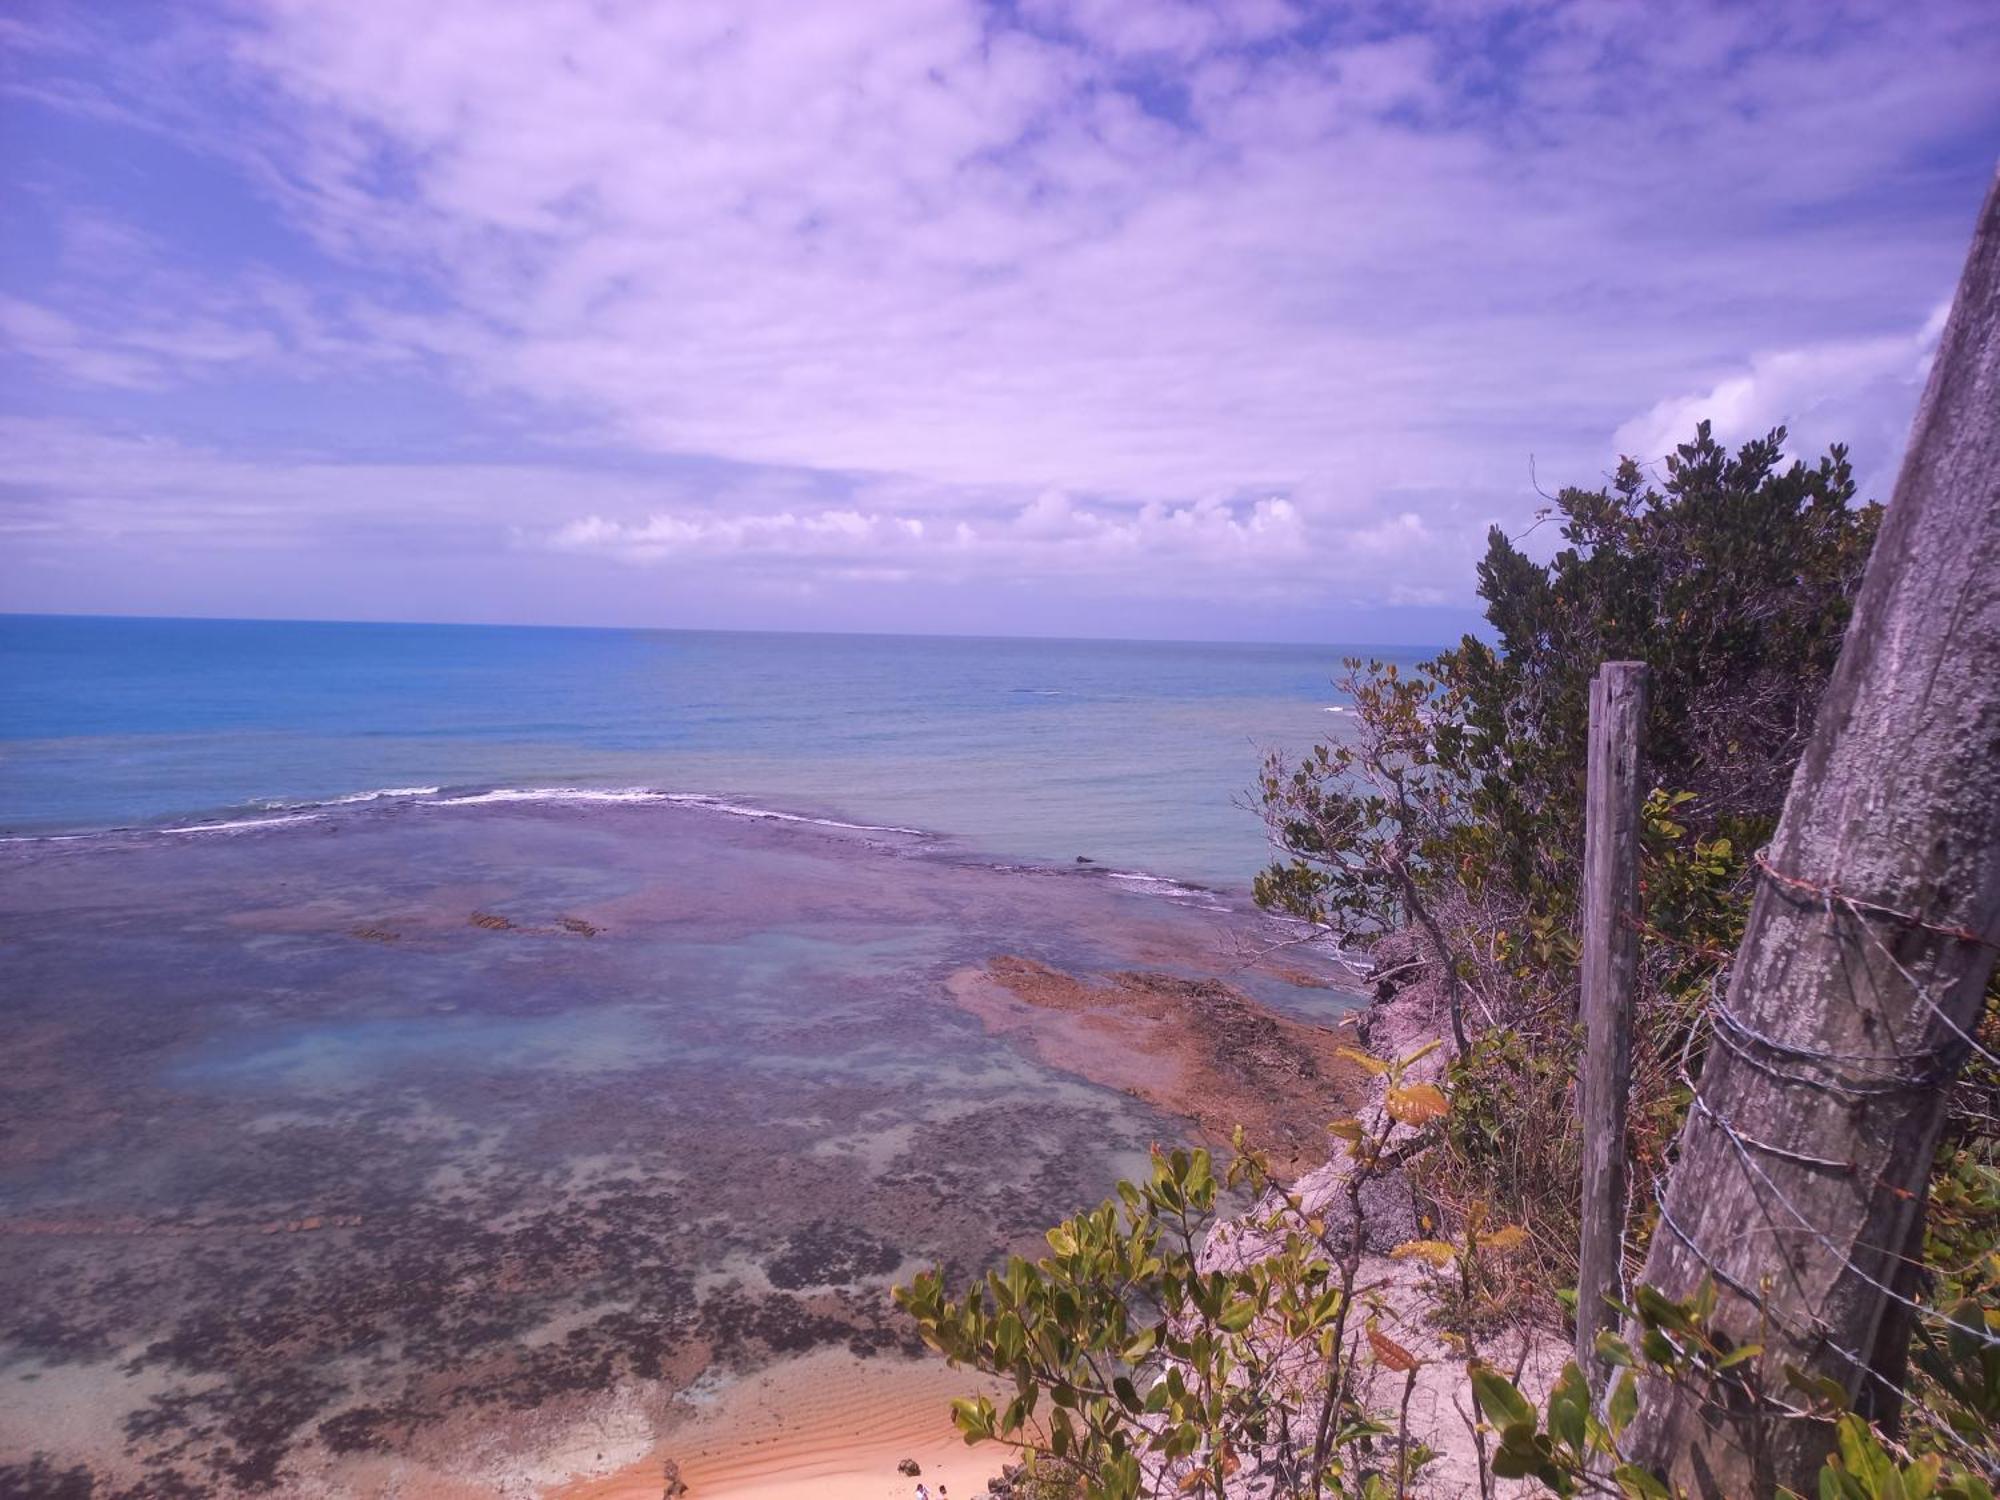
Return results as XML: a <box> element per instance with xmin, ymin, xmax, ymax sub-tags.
<box><xmin>0</xmin><ymin>614</ymin><xmax>1394</xmax><ymax>1490</ymax></box>
<box><xmin>0</xmin><ymin>790</ymin><xmax>1366</xmax><ymax>1491</ymax></box>
<box><xmin>0</xmin><ymin>614</ymin><xmax>1425</xmax><ymax>884</ymax></box>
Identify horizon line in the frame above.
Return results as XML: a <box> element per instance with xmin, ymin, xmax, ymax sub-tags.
<box><xmin>0</xmin><ymin>608</ymin><xmax>1469</xmax><ymax>656</ymax></box>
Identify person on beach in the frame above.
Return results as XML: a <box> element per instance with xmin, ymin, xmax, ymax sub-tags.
<box><xmin>915</xmin><ymin>1485</ymin><xmax>930</xmax><ymax>1500</ymax></box>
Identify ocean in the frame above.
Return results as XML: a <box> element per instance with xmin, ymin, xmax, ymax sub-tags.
<box><xmin>0</xmin><ymin>614</ymin><xmax>1411</xmax><ymax>1495</ymax></box>
<box><xmin>0</xmin><ymin>614</ymin><xmax>1423</xmax><ymax>887</ymax></box>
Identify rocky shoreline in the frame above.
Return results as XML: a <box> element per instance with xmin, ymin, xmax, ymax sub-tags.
<box><xmin>1192</xmin><ymin>942</ymin><xmax>1566</xmax><ymax>1498</ymax></box>
<box><xmin>947</xmin><ymin>956</ymin><xmax>1369</xmax><ymax>1178</ymax></box>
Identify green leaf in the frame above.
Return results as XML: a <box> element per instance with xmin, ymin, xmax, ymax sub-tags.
<box><xmin>1050</xmin><ymin>1407</ymin><xmax>1074</xmax><ymax>1458</ymax></box>
<box><xmin>950</xmin><ymin>1395</ymin><xmax>994</xmax><ymax>1442</ymax></box>
<box><xmin>1217</xmin><ymin>1298</ymin><xmax>1259</xmax><ymax>1333</ymax></box>
<box><xmin>1547</xmin><ymin>1361</ymin><xmax>1589</xmax><ymax>1453</ymax></box>
<box><xmin>1834</xmin><ymin>1413</ymin><xmax>1905</xmax><ymax>1498</ymax></box>
<box><xmin>1613</xmin><ymin>1463</ymin><xmax>1675</xmax><ymax>1499</ymax></box>
<box><xmin>995</xmin><ymin>1312</ymin><xmax>1024</xmax><ymax>1364</ymax></box>
<box><xmin>1000</xmin><ymin>1394</ymin><xmax>1027</xmax><ymax>1436</ymax></box>
<box><xmin>1608</xmin><ymin>1370</ymin><xmax>1638</xmax><ymax>1437</ymax></box>
<box><xmin>1469</xmin><ymin>1361</ymin><xmax>1536</xmax><ymax>1433</ymax></box>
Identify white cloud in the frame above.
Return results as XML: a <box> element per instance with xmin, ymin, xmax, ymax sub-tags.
<box><xmin>539</xmin><ymin>489</ymin><xmax>1317</xmax><ymax>585</ymax></box>
<box><xmin>1613</xmin><ymin>306</ymin><xmax>1948</xmax><ymax>492</ymax></box>
<box><xmin>190</xmin><ymin>0</ymin><xmax>1995</xmax><ymax>510</ymax></box>
<box><xmin>0</xmin><ymin>417</ymin><xmax>1467</xmax><ymax>606</ymax></box>
<box><xmin>2</xmin><ymin>0</ymin><xmax>1995</xmax><ymax>625</ymax></box>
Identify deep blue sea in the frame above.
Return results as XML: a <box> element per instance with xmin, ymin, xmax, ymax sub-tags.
<box><xmin>0</xmin><ymin>614</ymin><xmax>1425</xmax><ymax>887</ymax></box>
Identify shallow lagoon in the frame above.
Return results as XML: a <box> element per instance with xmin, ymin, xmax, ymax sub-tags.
<box><xmin>0</xmin><ymin>795</ymin><xmax>1360</xmax><ymax>1495</ymax></box>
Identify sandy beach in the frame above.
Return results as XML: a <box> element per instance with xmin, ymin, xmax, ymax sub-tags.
<box><xmin>555</xmin><ymin>1348</ymin><xmax>1008</xmax><ymax>1500</ymax></box>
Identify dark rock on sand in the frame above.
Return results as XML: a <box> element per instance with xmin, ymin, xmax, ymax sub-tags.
<box><xmin>764</xmin><ymin>1222</ymin><xmax>903</xmax><ymax>1291</ymax></box>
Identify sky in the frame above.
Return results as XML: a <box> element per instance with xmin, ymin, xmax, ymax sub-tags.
<box><xmin>1</xmin><ymin>1</ymin><xmax>1996</xmax><ymax>644</ymax></box>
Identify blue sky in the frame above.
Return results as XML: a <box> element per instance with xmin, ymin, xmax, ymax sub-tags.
<box><xmin>2</xmin><ymin>0</ymin><xmax>1995</xmax><ymax>643</ymax></box>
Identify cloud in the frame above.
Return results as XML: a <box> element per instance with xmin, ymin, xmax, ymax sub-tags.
<box><xmin>1613</xmin><ymin>305</ymin><xmax>1948</xmax><ymax>493</ymax></box>
<box><xmin>2</xmin><ymin>0</ymin><xmax>1996</xmax><ymax>629</ymax></box>
<box><xmin>540</xmin><ymin>486</ymin><xmax>1354</xmax><ymax>593</ymax></box>
<box><xmin>0</xmin><ymin>412</ymin><xmax>1480</xmax><ymax>610</ymax></box>
<box><xmin>254</xmin><ymin>1</ymin><xmax>1991</xmax><ymax>497</ymax></box>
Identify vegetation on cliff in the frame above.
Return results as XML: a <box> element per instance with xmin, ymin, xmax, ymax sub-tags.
<box><xmin>1255</xmin><ymin>419</ymin><xmax>1882</xmax><ymax>1288</ymax></box>
<box><xmin>900</xmin><ymin>418</ymin><xmax>1999</xmax><ymax>1498</ymax></box>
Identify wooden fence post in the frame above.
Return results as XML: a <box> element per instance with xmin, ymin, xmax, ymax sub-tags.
<box><xmin>1576</xmin><ymin>660</ymin><xmax>1649</xmax><ymax>1386</ymax></box>
<box><xmin>1619</xmin><ymin>167</ymin><xmax>2000</xmax><ymax>1496</ymax></box>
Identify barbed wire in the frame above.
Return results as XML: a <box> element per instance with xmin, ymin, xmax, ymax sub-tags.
<box><xmin>1752</xmin><ymin>847</ymin><xmax>2000</xmax><ymax>1074</ymax></box>
<box><xmin>1684</xmin><ymin>1091</ymin><xmax>2000</xmax><ymax>1352</ymax></box>
<box><xmin>1752</xmin><ymin>849</ymin><xmax>1998</xmax><ymax>951</ymax></box>
<box><xmin>1629</xmin><ymin>850</ymin><xmax>2000</xmax><ymax>1477</ymax></box>
<box><xmin>1647</xmin><ymin>1191</ymin><xmax>1928</xmax><ymax>1431</ymax></box>
<box><xmin>1705</xmin><ymin>1004</ymin><xmax>1944</xmax><ymax>1098</ymax></box>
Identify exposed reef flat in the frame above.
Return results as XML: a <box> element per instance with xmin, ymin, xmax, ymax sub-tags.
<box><xmin>949</xmin><ymin>957</ymin><xmax>1366</xmax><ymax>1178</ymax></box>
<box><xmin>0</xmin><ymin>795</ymin><xmax>1363</xmax><ymax>1495</ymax></box>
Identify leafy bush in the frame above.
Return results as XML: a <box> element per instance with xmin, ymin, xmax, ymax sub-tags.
<box><xmin>1256</xmin><ymin>421</ymin><xmax>1881</xmax><ymax>1281</ymax></box>
<box><xmin>898</xmin><ymin>1049</ymin><xmax>1455</xmax><ymax>1500</ymax></box>
<box><xmin>903</xmin><ymin>1067</ymin><xmax>1999</xmax><ymax>1498</ymax></box>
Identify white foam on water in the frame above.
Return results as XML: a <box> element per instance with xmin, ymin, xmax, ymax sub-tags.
<box><xmin>5</xmin><ymin>785</ymin><xmax>933</xmax><ymax>841</ymax></box>
<box><xmin>161</xmin><ymin>813</ymin><xmax>327</xmax><ymax>835</ymax></box>
<box><xmin>661</xmin><ymin>793</ymin><xmax>926</xmax><ymax>835</ymax></box>
<box><xmin>1104</xmin><ymin>869</ymin><xmax>1233</xmax><ymax>912</ymax></box>
<box><xmin>426</xmin><ymin>787</ymin><xmax>672</xmax><ymax>807</ymax></box>
<box><xmin>256</xmin><ymin>785</ymin><xmax>444</xmax><ymax>811</ymax></box>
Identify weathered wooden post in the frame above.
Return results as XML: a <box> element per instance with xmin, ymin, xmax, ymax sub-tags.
<box><xmin>1575</xmin><ymin>661</ymin><xmax>1649</xmax><ymax>1386</ymax></box>
<box><xmin>1621</xmin><ymin>169</ymin><xmax>2000</xmax><ymax>1494</ymax></box>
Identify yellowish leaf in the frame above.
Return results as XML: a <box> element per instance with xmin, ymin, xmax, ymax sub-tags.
<box><xmin>1325</xmin><ymin>1118</ymin><xmax>1364</xmax><ymax>1142</ymax></box>
<box><xmin>1367</xmin><ymin>1325</ymin><xmax>1421</xmax><ymax>1373</ymax></box>
<box><xmin>1390</xmin><ymin>1239</ymin><xmax>1457</xmax><ymax>1268</ymax></box>
<box><xmin>1336</xmin><ymin>1046</ymin><xmax>1389</xmax><ymax>1076</ymax></box>
<box><xmin>1480</xmin><ymin>1225</ymin><xmax>1529</xmax><ymax>1255</ymax></box>
<box><xmin>1385</xmin><ymin>1083</ymin><xmax>1448</xmax><ymax>1125</ymax></box>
